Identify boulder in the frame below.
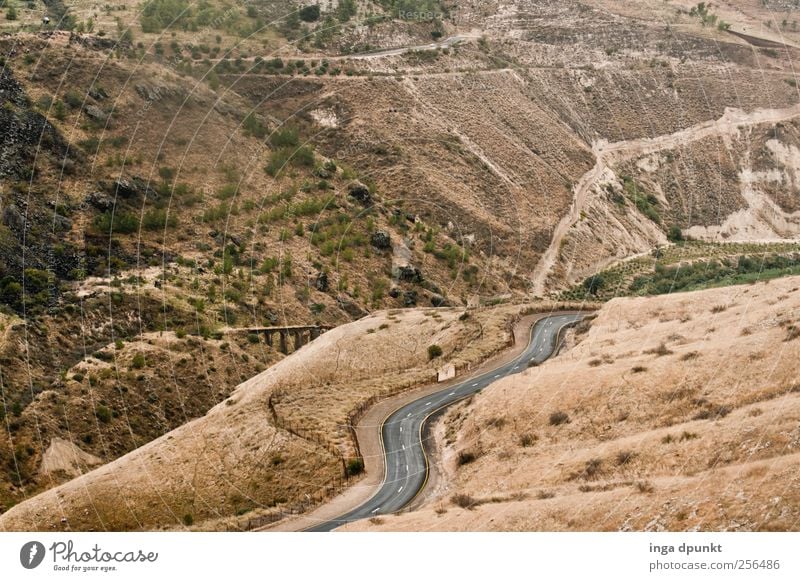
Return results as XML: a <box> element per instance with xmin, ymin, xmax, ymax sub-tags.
<box><xmin>337</xmin><ymin>296</ymin><xmax>368</xmax><ymax>319</ymax></box>
<box><xmin>83</xmin><ymin>105</ymin><xmax>107</xmax><ymax>122</ymax></box>
<box><xmin>370</xmin><ymin>230</ymin><xmax>391</xmax><ymax>250</ymax></box>
<box><xmin>85</xmin><ymin>191</ymin><xmax>113</xmax><ymax>211</ymax></box>
<box><xmin>403</xmin><ymin>290</ymin><xmax>418</xmax><ymax>307</ymax></box>
<box><xmin>347</xmin><ymin>181</ymin><xmax>372</xmax><ymax>206</ymax></box>
<box><xmin>431</xmin><ymin>294</ymin><xmax>450</xmax><ymax>307</ymax></box>
<box><xmin>396</xmin><ymin>265</ymin><xmax>423</xmax><ymax>284</ymax></box>
<box><xmin>315</xmin><ymin>272</ymin><xmax>329</xmax><ymax>292</ymax></box>
<box><xmin>109</xmin><ymin>176</ymin><xmax>157</xmax><ymax>200</ymax></box>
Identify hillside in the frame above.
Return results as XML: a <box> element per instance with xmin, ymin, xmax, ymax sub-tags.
<box><xmin>0</xmin><ymin>304</ymin><xmax>533</xmax><ymax>530</ymax></box>
<box><xmin>1</xmin><ymin>0</ymin><xmax>800</xmax><ymax>527</ymax></box>
<box><xmin>347</xmin><ymin>275</ymin><xmax>800</xmax><ymax>531</ymax></box>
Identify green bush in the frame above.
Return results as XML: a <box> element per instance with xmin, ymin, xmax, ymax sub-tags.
<box><xmin>94</xmin><ymin>211</ymin><xmax>139</xmax><ymax>234</ymax></box>
<box><xmin>427</xmin><ymin>344</ymin><xmax>443</xmax><ymax>360</ymax></box>
<box><xmin>131</xmin><ymin>353</ymin><xmax>146</xmax><ymax>369</ymax></box>
<box><xmin>140</xmin><ymin>0</ymin><xmax>190</xmax><ymax>33</ymax></box>
<box><xmin>299</xmin><ymin>4</ymin><xmax>320</xmax><ymax>22</ymax></box>
<box><xmin>269</xmin><ymin>126</ymin><xmax>299</xmax><ymax>148</ymax></box>
<box><xmin>346</xmin><ymin>458</ymin><xmax>364</xmax><ymax>476</ymax></box>
<box><xmin>142</xmin><ymin>208</ymin><xmax>177</xmax><ymax>230</ymax></box>
<box><xmin>95</xmin><ymin>405</ymin><xmax>112</xmax><ymax>424</ymax></box>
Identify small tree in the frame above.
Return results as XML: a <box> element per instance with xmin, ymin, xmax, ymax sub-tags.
<box><xmin>427</xmin><ymin>344</ymin><xmax>443</xmax><ymax>360</ymax></box>
<box><xmin>583</xmin><ymin>274</ymin><xmax>605</xmax><ymax>296</ymax></box>
<box><xmin>667</xmin><ymin>225</ymin><xmax>683</xmax><ymax>243</ymax></box>
<box><xmin>299</xmin><ymin>5</ymin><xmax>320</xmax><ymax>22</ymax></box>
<box><xmin>346</xmin><ymin>458</ymin><xmax>364</xmax><ymax>476</ymax></box>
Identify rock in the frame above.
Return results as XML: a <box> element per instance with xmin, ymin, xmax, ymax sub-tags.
<box><xmin>313</xmin><ymin>167</ymin><xmax>332</xmax><ymax>180</ymax></box>
<box><xmin>370</xmin><ymin>230</ymin><xmax>392</xmax><ymax>250</ymax></box>
<box><xmin>2</xmin><ymin>204</ymin><xmax>26</xmax><ymax>232</ymax></box>
<box><xmin>83</xmin><ymin>105</ymin><xmax>107</xmax><ymax>122</ymax></box>
<box><xmin>396</xmin><ymin>265</ymin><xmax>423</xmax><ymax>284</ymax></box>
<box><xmin>315</xmin><ymin>272</ymin><xmax>329</xmax><ymax>292</ymax></box>
<box><xmin>388</xmin><ymin>287</ymin><xmax>401</xmax><ymax>299</ymax></box>
<box><xmin>85</xmin><ymin>191</ymin><xmax>113</xmax><ymax>211</ymax></box>
<box><xmin>403</xmin><ymin>290</ymin><xmax>418</xmax><ymax>307</ymax></box>
<box><xmin>53</xmin><ymin>215</ymin><xmax>72</xmax><ymax>232</ymax></box>
<box><xmin>431</xmin><ymin>294</ymin><xmax>450</xmax><ymax>307</ymax></box>
<box><xmin>347</xmin><ymin>181</ymin><xmax>372</xmax><ymax>206</ymax></box>
<box><xmin>88</xmin><ymin>87</ymin><xmax>108</xmax><ymax>101</ymax></box>
<box><xmin>337</xmin><ymin>296</ymin><xmax>368</xmax><ymax>319</ymax></box>
<box><xmin>109</xmin><ymin>176</ymin><xmax>157</xmax><ymax>200</ymax></box>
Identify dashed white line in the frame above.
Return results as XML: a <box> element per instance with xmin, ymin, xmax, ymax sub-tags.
<box><xmin>397</xmin><ymin>487</ymin><xmax>403</xmax><ymax>493</ymax></box>
<box><xmin>449</xmin><ymin>391</ymin><xmax>456</xmax><ymax>396</ymax></box>
<box><xmin>371</xmin><ymin>507</ymin><xmax>380</xmax><ymax>514</ymax></box>
<box><xmin>426</xmin><ymin>402</ymin><xmax>432</xmax><ymax>406</ymax></box>
<box><xmin>400</xmin><ymin>427</ymin><xmax>403</xmax><ymax>432</ymax></box>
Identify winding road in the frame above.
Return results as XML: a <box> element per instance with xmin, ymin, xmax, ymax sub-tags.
<box><xmin>305</xmin><ymin>312</ymin><xmax>585</xmax><ymax>532</ymax></box>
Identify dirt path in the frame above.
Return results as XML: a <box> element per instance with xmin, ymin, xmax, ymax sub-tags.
<box><xmin>530</xmin><ymin>102</ymin><xmax>800</xmax><ymax>294</ymax></box>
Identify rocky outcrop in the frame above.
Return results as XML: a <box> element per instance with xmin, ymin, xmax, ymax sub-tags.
<box><xmin>347</xmin><ymin>181</ymin><xmax>372</xmax><ymax>206</ymax></box>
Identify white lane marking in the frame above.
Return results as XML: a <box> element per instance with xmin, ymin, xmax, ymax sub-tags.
<box><xmin>426</xmin><ymin>401</ymin><xmax>432</xmax><ymax>406</ymax></box>
<box><xmin>400</xmin><ymin>427</ymin><xmax>403</xmax><ymax>432</ymax></box>
<box><xmin>407</xmin><ymin>413</ymin><xmax>412</xmax><ymax>418</ymax></box>
<box><xmin>402</xmin><ymin>445</ymin><xmax>405</xmax><ymax>450</ymax></box>
<box><xmin>449</xmin><ymin>391</ymin><xmax>456</xmax><ymax>396</ymax></box>
<box><xmin>398</xmin><ymin>487</ymin><xmax>404</xmax><ymax>493</ymax></box>
<box><xmin>513</xmin><ymin>366</ymin><xmax>520</xmax><ymax>370</ymax></box>
<box><xmin>472</xmin><ymin>383</ymin><xmax>478</xmax><ymax>387</ymax></box>
<box><xmin>371</xmin><ymin>507</ymin><xmax>380</xmax><ymax>514</ymax></box>
<box><xmin>494</xmin><ymin>374</ymin><xmax>500</xmax><ymax>378</ymax></box>
<box><xmin>406</xmin><ymin>465</ymin><xmax>409</xmax><ymax>472</ymax></box>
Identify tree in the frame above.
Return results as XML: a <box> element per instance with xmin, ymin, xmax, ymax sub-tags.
<box><xmin>667</xmin><ymin>225</ymin><xmax>683</xmax><ymax>243</ymax></box>
<box><xmin>583</xmin><ymin>274</ymin><xmax>605</xmax><ymax>296</ymax></box>
<box><xmin>299</xmin><ymin>4</ymin><xmax>320</xmax><ymax>22</ymax></box>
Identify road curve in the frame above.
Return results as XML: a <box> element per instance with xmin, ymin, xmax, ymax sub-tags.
<box><xmin>304</xmin><ymin>313</ymin><xmax>585</xmax><ymax>532</ymax></box>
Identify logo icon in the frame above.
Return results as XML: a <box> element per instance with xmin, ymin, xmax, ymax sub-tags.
<box><xmin>20</xmin><ymin>541</ymin><xmax>46</xmax><ymax>569</ymax></box>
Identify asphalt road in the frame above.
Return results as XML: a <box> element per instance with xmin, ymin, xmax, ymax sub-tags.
<box><xmin>305</xmin><ymin>313</ymin><xmax>585</xmax><ymax>532</ymax></box>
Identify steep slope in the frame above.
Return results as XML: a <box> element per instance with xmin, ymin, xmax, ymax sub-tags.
<box><xmin>347</xmin><ymin>275</ymin><xmax>800</xmax><ymax>531</ymax></box>
<box><xmin>0</xmin><ymin>305</ymin><xmax>527</xmax><ymax>531</ymax></box>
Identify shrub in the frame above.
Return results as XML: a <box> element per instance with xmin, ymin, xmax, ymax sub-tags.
<box><xmin>95</xmin><ymin>405</ymin><xmax>112</xmax><ymax>424</ymax></box>
<box><xmin>615</xmin><ymin>450</ymin><xmax>636</xmax><ymax>466</ymax></box>
<box><xmin>519</xmin><ymin>433</ymin><xmax>538</xmax><ymax>447</ymax></box>
<box><xmin>451</xmin><ymin>493</ymin><xmax>477</xmax><ymax>509</ymax></box>
<box><xmin>131</xmin><ymin>353</ymin><xmax>146</xmax><ymax>369</ymax></box>
<box><xmin>269</xmin><ymin>126</ymin><xmax>299</xmax><ymax>147</ymax></box>
<box><xmin>346</xmin><ymin>458</ymin><xmax>364</xmax><ymax>476</ymax></box>
<box><xmin>299</xmin><ymin>4</ymin><xmax>320</xmax><ymax>21</ymax></box>
<box><xmin>667</xmin><ymin>225</ymin><xmax>683</xmax><ymax>242</ymax></box>
<box><xmin>142</xmin><ymin>208</ymin><xmax>177</xmax><ymax>230</ymax></box>
<box><xmin>456</xmin><ymin>450</ymin><xmax>477</xmax><ymax>466</ymax></box>
<box><xmin>94</xmin><ymin>211</ymin><xmax>139</xmax><ymax>234</ymax></box>
<box><xmin>427</xmin><ymin>344</ymin><xmax>443</xmax><ymax>360</ymax></box>
<box><xmin>549</xmin><ymin>411</ymin><xmax>570</xmax><ymax>426</ymax></box>
<box><xmin>182</xmin><ymin>514</ymin><xmax>193</xmax><ymax>526</ymax></box>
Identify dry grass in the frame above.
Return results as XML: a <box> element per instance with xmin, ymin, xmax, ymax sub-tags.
<box><xmin>346</xmin><ymin>276</ymin><xmax>800</xmax><ymax>532</ymax></box>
